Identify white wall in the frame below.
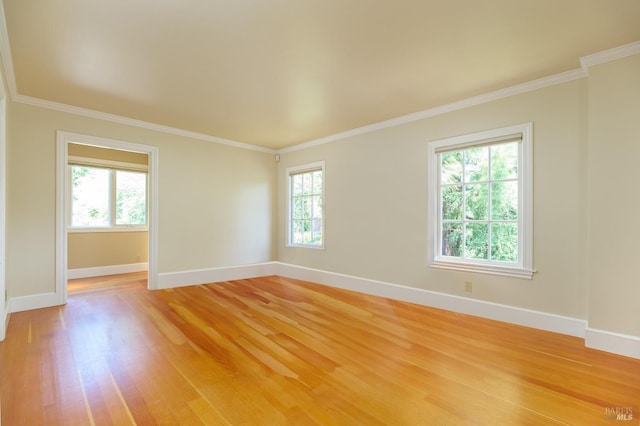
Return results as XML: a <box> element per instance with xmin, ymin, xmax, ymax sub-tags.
<box><xmin>278</xmin><ymin>79</ymin><xmax>588</xmax><ymax>320</ymax></box>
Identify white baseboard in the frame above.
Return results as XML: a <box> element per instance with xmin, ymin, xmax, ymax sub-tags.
<box><xmin>585</xmin><ymin>328</ymin><xmax>640</xmax><ymax>359</ymax></box>
<box><xmin>9</xmin><ymin>260</ymin><xmax>640</xmax><ymax>359</ymax></box>
<box><xmin>9</xmin><ymin>292</ymin><xmax>60</xmax><ymax>313</ymax></box>
<box><xmin>68</xmin><ymin>262</ymin><xmax>148</xmax><ymax>279</ymax></box>
<box><xmin>157</xmin><ymin>262</ymin><xmax>278</xmax><ymax>289</ymax></box>
<box><xmin>274</xmin><ymin>263</ymin><xmax>587</xmax><ymax>339</ymax></box>
<box><xmin>0</xmin><ymin>304</ymin><xmax>8</xmax><ymax>341</ymax></box>
<box><xmin>156</xmin><ymin>262</ymin><xmax>585</xmax><ymax>338</ymax></box>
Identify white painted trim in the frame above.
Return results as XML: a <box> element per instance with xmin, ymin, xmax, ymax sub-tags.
<box><xmin>57</xmin><ymin>131</ymin><xmax>160</xmax><ymax>304</ymax></box>
<box><xmin>155</xmin><ymin>262</ymin><xmax>585</xmax><ymax>338</ymax></box>
<box><xmin>157</xmin><ymin>262</ymin><xmax>278</xmax><ymax>289</ymax></box>
<box><xmin>68</xmin><ymin>263</ymin><xmax>148</xmax><ymax>280</ymax></box>
<box><xmin>67</xmin><ymin>227</ymin><xmax>148</xmax><ymax>233</ymax></box>
<box><xmin>585</xmin><ymin>328</ymin><xmax>640</xmax><ymax>360</ymax></box>
<box><xmin>9</xmin><ymin>292</ymin><xmax>60</xmax><ymax>314</ymax></box>
<box><xmin>56</xmin><ymin>135</ymin><xmax>68</xmax><ymax>305</ymax></box>
<box><xmin>274</xmin><ymin>263</ymin><xmax>585</xmax><ymax>338</ymax></box>
<box><xmin>278</xmin><ymin>69</ymin><xmax>585</xmax><ymax>154</ymax></box>
<box><xmin>580</xmin><ymin>41</ymin><xmax>640</xmax><ymax>70</ymax></box>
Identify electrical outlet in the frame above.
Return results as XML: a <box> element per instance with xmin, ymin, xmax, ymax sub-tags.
<box><xmin>465</xmin><ymin>281</ymin><xmax>472</xmax><ymax>292</ymax></box>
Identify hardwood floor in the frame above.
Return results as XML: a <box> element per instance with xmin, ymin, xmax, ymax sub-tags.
<box><xmin>1</xmin><ymin>273</ymin><xmax>639</xmax><ymax>425</ymax></box>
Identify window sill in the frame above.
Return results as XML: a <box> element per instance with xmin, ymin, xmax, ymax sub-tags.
<box><xmin>68</xmin><ymin>227</ymin><xmax>148</xmax><ymax>233</ymax></box>
<box><xmin>286</xmin><ymin>243</ymin><xmax>325</xmax><ymax>250</ymax></box>
<box><xmin>431</xmin><ymin>259</ymin><xmax>535</xmax><ymax>279</ymax></box>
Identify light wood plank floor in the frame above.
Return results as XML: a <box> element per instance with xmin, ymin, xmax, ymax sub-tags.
<box><xmin>1</xmin><ymin>273</ymin><xmax>639</xmax><ymax>425</ymax></box>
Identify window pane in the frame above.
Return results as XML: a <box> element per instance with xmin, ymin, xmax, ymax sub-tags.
<box><xmin>302</xmin><ymin>220</ymin><xmax>312</xmax><ymax>243</ymax></box>
<box><xmin>441</xmin><ymin>151</ymin><xmax>462</xmax><ymax>184</ymax></box>
<box><xmin>292</xmin><ymin>220</ymin><xmax>303</xmax><ymax>244</ymax></box>
<box><xmin>491</xmin><ymin>143</ymin><xmax>518</xmax><ymax>180</ymax></box>
<box><xmin>303</xmin><ymin>173</ymin><xmax>312</xmax><ymax>195</ymax></box>
<box><xmin>293</xmin><ymin>196</ymin><xmax>303</xmax><ymax>219</ymax></box>
<box><xmin>312</xmin><ymin>171</ymin><xmax>323</xmax><ymax>194</ymax></box>
<box><xmin>465</xmin><ymin>223</ymin><xmax>489</xmax><ymax>260</ymax></box>
<box><xmin>465</xmin><ymin>184</ymin><xmax>488</xmax><ymax>220</ymax></box>
<box><xmin>464</xmin><ymin>147</ymin><xmax>489</xmax><ymax>182</ymax></box>
<box><xmin>116</xmin><ymin>171</ymin><xmax>147</xmax><ymax>225</ymax></box>
<box><xmin>491</xmin><ymin>223</ymin><xmax>518</xmax><ymax>262</ymax></box>
<box><xmin>292</xmin><ymin>175</ymin><xmax>303</xmax><ymax>196</ymax></box>
<box><xmin>442</xmin><ymin>185</ymin><xmax>462</xmax><ymax>220</ymax></box>
<box><xmin>442</xmin><ymin>223</ymin><xmax>462</xmax><ymax>257</ymax></box>
<box><xmin>491</xmin><ymin>181</ymin><xmax>518</xmax><ymax>221</ymax></box>
<box><xmin>303</xmin><ymin>197</ymin><xmax>313</xmax><ymax>219</ymax></box>
<box><xmin>312</xmin><ymin>218</ymin><xmax>323</xmax><ymax>244</ymax></box>
<box><xmin>312</xmin><ymin>195</ymin><xmax>323</xmax><ymax>218</ymax></box>
<box><xmin>71</xmin><ymin>166</ymin><xmax>109</xmax><ymax>227</ymax></box>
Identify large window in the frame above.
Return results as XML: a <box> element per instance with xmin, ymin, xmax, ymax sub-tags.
<box><xmin>287</xmin><ymin>161</ymin><xmax>325</xmax><ymax>248</ymax></box>
<box><xmin>428</xmin><ymin>123</ymin><xmax>533</xmax><ymax>278</ymax></box>
<box><xmin>70</xmin><ymin>164</ymin><xmax>147</xmax><ymax>229</ymax></box>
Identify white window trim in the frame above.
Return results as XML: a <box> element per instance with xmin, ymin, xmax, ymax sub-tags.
<box><xmin>68</xmin><ymin>161</ymin><xmax>149</xmax><ymax>233</ymax></box>
<box><xmin>286</xmin><ymin>160</ymin><xmax>325</xmax><ymax>249</ymax></box>
<box><xmin>427</xmin><ymin>123</ymin><xmax>534</xmax><ymax>279</ymax></box>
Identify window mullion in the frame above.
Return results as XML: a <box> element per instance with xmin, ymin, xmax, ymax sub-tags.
<box><xmin>487</xmin><ymin>146</ymin><xmax>493</xmax><ymax>261</ymax></box>
<box><xmin>462</xmin><ymin>151</ymin><xmax>467</xmax><ymax>259</ymax></box>
<box><xmin>110</xmin><ymin>170</ymin><xmax>117</xmax><ymax>227</ymax></box>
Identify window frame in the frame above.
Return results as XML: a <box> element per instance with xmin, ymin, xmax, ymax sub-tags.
<box><xmin>427</xmin><ymin>123</ymin><xmax>534</xmax><ymax>279</ymax></box>
<box><xmin>286</xmin><ymin>160</ymin><xmax>325</xmax><ymax>249</ymax></box>
<box><xmin>67</xmin><ymin>157</ymin><xmax>149</xmax><ymax>233</ymax></box>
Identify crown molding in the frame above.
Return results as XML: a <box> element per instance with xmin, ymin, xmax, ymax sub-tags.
<box><xmin>580</xmin><ymin>40</ymin><xmax>640</xmax><ymax>70</ymax></box>
<box><xmin>14</xmin><ymin>94</ymin><xmax>275</xmax><ymax>154</ymax></box>
<box><xmin>278</xmin><ymin>68</ymin><xmax>587</xmax><ymax>154</ymax></box>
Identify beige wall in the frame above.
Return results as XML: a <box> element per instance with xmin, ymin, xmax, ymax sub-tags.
<box><xmin>68</xmin><ymin>231</ymin><xmax>148</xmax><ymax>269</ymax></box>
<box><xmin>587</xmin><ymin>54</ymin><xmax>640</xmax><ymax>336</ymax></box>
<box><xmin>278</xmin><ymin>79</ymin><xmax>589</xmax><ymax>319</ymax></box>
<box><xmin>6</xmin><ymin>102</ymin><xmax>276</xmax><ymax>298</ymax></box>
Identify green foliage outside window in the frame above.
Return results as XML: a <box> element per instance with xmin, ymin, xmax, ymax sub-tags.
<box><xmin>440</xmin><ymin>142</ymin><xmax>518</xmax><ymax>263</ymax></box>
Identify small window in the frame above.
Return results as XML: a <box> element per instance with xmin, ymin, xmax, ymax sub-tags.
<box><xmin>428</xmin><ymin>123</ymin><xmax>533</xmax><ymax>278</ymax></box>
<box><xmin>287</xmin><ymin>161</ymin><xmax>325</xmax><ymax>248</ymax></box>
<box><xmin>70</xmin><ymin>165</ymin><xmax>147</xmax><ymax>229</ymax></box>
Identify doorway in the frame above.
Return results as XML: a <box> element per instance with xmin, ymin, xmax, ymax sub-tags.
<box><xmin>56</xmin><ymin>132</ymin><xmax>159</xmax><ymax>305</ymax></box>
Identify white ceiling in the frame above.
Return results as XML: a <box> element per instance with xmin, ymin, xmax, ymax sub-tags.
<box><xmin>2</xmin><ymin>0</ymin><xmax>640</xmax><ymax>150</ymax></box>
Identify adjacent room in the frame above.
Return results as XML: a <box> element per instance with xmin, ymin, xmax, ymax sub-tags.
<box><xmin>1</xmin><ymin>0</ymin><xmax>640</xmax><ymax>424</ymax></box>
